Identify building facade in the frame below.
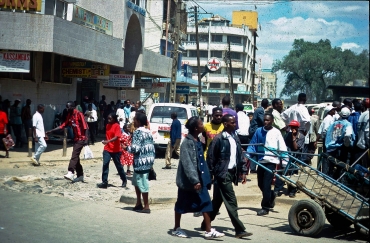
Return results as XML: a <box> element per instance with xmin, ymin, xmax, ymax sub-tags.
<box><xmin>256</xmin><ymin>69</ymin><xmax>277</xmax><ymax>99</ymax></box>
<box><xmin>182</xmin><ymin>12</ymin><xmax>257</xmax><ymax>106</ymax></box>
<box><xmin>0</xmin><ymin>0</ymin><xmax>172</xmax><ymax>131</ymax></box>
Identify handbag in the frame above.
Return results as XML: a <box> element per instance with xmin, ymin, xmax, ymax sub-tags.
<box><xmin>2</xmin><ymin>134</ymin><xmax>15</xmax><ymax>150</ymax></box>
<box><xmin>148</xmin><ymin>167</ymin><xmax>157</xmax><ymax>181</ymax></box>
<box><xmin>83</xmin><ymin>145</ymin><xmax>94</xmax><ymax>159</ymax></box>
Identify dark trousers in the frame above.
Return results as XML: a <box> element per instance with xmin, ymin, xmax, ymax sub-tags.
<box><xmin>210</xmin><ymin>172</ymin><xmax>246</xmax><ymax>233</ymax></box>
<box><xmin>23</xmin><ymin>119</ymin><xmax>32</xmax><ymax>138</ymax></box>
<box><xmin>68</xmin><ymin>140</ymin><xmax>85</xmax><ymax>177</ymax></box>
<box><xmin>257</xmin><ymin>162</ymin><xmax>276</xmax><ymax>210</ymax></box>
<box><xmin>102</xmin><ymin>150</ymin><xmax>127</xmax><ymax>184</ymax></box>
<box><xmin>11</xmin><ymin>124</ymin><xmax>22</xmax><ymax>146</ymax></box>
<box><xmin>250</xmin><ymin>155</ymin><xmax>257</xmax><ymax>171</ymax></box>
<box><xmin>238</xmin><ymin>135</ymin><xmax>250</xmax><ymax>151</ymax></box>
<box><xmin>87</xmin><ymin>122</ymin><xmax>96</xmax><ymax>144</ymax></box>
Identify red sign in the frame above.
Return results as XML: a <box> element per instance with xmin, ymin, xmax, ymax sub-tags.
<box><xmin>207</xmin><ymin>57</ymin><xmax>221</xmax><ymax>72</ymax></box>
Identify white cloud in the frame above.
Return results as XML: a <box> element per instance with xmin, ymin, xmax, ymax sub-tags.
<box><xmin>256</xmin><ymin>53</ymin><xmax>274</xmax><ymax>69</ymax></box>
<box><xmin>341</xmin><ymin>42</ymin><xmax>362</xmax><ymax>53</ymax></box>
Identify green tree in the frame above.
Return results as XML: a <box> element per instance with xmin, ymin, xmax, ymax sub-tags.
<box><xmin>273</xmin><ymin>39</ymin><xmax>369</xmax><ymax>102</ymax></box>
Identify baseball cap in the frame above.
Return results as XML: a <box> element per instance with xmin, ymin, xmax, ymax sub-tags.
<box><xmin>339</xmin><ymin>107</ymin><xmax>351</xmax><ymax>118</ymax></box>
<box><xmin>324</xmin><ymin>105</ymin><xmax>335</xmax><ymax>112</ymax></box>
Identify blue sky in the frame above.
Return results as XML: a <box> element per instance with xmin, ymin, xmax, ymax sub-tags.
<box><xmin>189</xmin><ymin>1</ymin><xmax>369</xmax><ymax>95</ymax></box>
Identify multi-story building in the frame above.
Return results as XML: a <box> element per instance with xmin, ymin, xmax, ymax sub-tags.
<box><xmin>182</xmin><ymin>11</ymin><xmax>257</xmax><ymax>105</ymax></box>
<box><xmin>0</xmin><ymin>0</ymin><xmax>172</xmax><ymax>130</ymax></box>
<box><xmin>256</xmin><ymin>69</ymin><xmax>277</xmax><ymax>99</ymax></box>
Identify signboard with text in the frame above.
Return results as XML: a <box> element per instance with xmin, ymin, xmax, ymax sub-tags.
<box><xmin>207</xmin><ymin>57</ymin><xmax>221</xmax><ymax>72</ymax></box>
<box><xmin>62</xmin><ymin>61</ymin><xmax>92</xmax><ymax>78</ymax></box>
<box><xmin>103</xmin><ymin>74</ymin><xmax>135</xmax><ymax>88</ymax></box>
<box><xmin>0</xmin><ymin>52</ymin><xmax>30</xmax><ymax>73</ymax></box>
<box><xmin>72</xmin><ymin>5</ymin><xmax>113</xmax><ymax>36</ymax></box>
<box><xmin>135</xmin><ymin>78</ymin><xmax>152</xmax><ymax>89</ymax></box>
<box><xmin>0</xmin><ymin>0</ymin><xmax>42</xmax><ymax>11</ymax></box>
<box><xmin>148</xmin><ymin>82</ymin><xmax>166</xmax><ymax>93</ymax></box>
<box><xmin>176</xmin><ymin>86</ymin><xmax>190</xmax><ymax>94</ymax></box>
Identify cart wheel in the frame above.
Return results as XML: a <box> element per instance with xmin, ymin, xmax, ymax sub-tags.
<box><xmin>288</xmin><ymin>199</ymin><xmax>326</xmax><ymax>236</ymax></box>
<box><xmin>325</xmin><ymin>207</ymin><xmax>352</xmax><ymax>229</ymax></box>
<box><xmin>354</xmin><ymin>219</ymin><xmax>369</xmax><ymax>238</ymax></box>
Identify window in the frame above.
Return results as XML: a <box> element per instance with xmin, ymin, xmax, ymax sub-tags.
<box><xmin>224</xmin><ymin>84</ymin><xmax>238</xmax><ymax>90</ymax></box>
<box><xmin>42</xmin><ymin>53</ymin><xmax>52</xmax><ymax>82</ymax></box>
<box><xmin>228</xmin><ymin>36</ymin><xmax>242</xmax><ymax>44</ymax></box>
<box><xmin>211</xmin><ymin>35</ymin><xmax>223</xmax><ymax>42</ymax></box>
<box><xmin>230</xmin><ymin>52</ymin><xmax>241</xmax><ymax>60</ymax></box>
<box><xmin>209</xmin><ymin>83</ymin><xmax>221</xmax><ymax>89</ymax></box>
<box><xmin>189</xmin><ymin>50</ymin><xmax>208</xmax><ymax>58</ymax></box>
<box><xmin>232</xmin><ymin>68</ymin><xmax>241</xmax><ymax>75</ymax></box>
<box><xmin>211</xmin><ymin>51</ymin><xmax>222</xmax><ymax>58</ymax></box>
<box><xmin>189</xmin><ymin>34</ymin><xmax>209</xmax><ymax>42</ymax></box>
<box><xmin>211</xmin><ymin>21</ymin><xmax>226</xmax><ymax>26</ymax></box>
<box><xmin>209</xmin><ymin>68</ymin><xmax>221</xmax><ymax>74</ymax></box>
<box><xmin>150</xmin><ymin>106</ymin><xmax>188</xmax><ymax>124</ymax></box>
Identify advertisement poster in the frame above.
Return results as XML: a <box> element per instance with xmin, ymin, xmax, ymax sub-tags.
<box><xmin>0</xmin><ymin>52</ymin><xmax>30</xmax><ymax>73</ymax></box>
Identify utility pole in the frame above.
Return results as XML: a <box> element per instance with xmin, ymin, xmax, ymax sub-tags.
<box><xmin>169</xmin><ymin>0</ymin><xmax>181</xmax><ymax>103</ymax></box>
<box><xmin>195</xmin><ymin>6</ymin><xmax>203</xmax><ymax>118</ymax></box>
<box><xmin>227</xmin><ymin>40</ymin><xmax>235</xmax><ymax>108</ymax></box>
<box><xmin>251</xmin><ymin>31</ymin><xmax>257</xmax><ymax>106</ymax></box>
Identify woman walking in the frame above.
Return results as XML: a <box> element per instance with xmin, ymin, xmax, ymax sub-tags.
<box><xmin>97</xmin><ymin>113</ymin><xmax>127</xmax><ymax>188</ymax></box>
<box><xmin>120</xmin><ymin>123</ymin><xmax>134</xmax><ymax>175</ymax></box>
<box><xmin>172</xmin><ymin>116</ymin><xmax>224</xmax><ymax>239</ymax></box>
<box><xmin>122</xmin><ymin>112</ymin><xmax>155</xmax><ymax>213</ymax></box>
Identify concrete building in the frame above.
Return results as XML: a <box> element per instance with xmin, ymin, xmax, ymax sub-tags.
<box><xmin>182</xmin><ymin>12</ymin><xmax>257</xmax><ymax>105</ymax></box>
<box><xmin>256</xmin><ymin>69</ymin><xmax>277</xmax><ymax>99</ymax></box>
<box><xmin>0</xmin><ymin>0</ymin><xmax>171</xmax><ymax>131</ymax></box>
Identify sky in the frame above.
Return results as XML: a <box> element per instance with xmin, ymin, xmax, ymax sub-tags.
<box><xmin>187</xmin><ymin>0</ymin><xmax>369</xmax><ymax>96</ymax></box>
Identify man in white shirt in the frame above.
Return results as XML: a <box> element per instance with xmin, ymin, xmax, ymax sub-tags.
<box><xmin>116</xmin><ymin>104</ymin><xmax>126</xmax><ymax>131</ymax></box>
<box><xmin>235</xmin><ymin>104</ymin><xmax>250</xmax><ymax>149</ymax></box>
<box><xmin>317</xmin><ymin>105</ymin><xmax>336</xmax><ymax>153</ymax></box>
<box><xmin>271</xmin><ymin>98</ymin><xmax>286</xmax><ymax>136</ymax></box>
<box><xmin>281</xmin><ymin>93</ymin><xmax>311</xmax><ymax>133</ymax></box>
<box><xmin>31</xmin><ymin>104</ymin><xmax>47</xmax><ymax>166</ymax></box>
<box><xmin>207</xmin><ymin>103</ymin><xmax>215</xmax><ymax>122</ymax></box>
<box><xmin>85</xmin><ymin>104</ymin><xmax>98</xmax><ymax>145</ymax></box>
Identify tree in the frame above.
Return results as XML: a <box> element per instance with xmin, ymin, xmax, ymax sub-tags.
<box><xmin>273</xmin><ymin>39</ymin><xmax>369</xmax><ymax>102</ymax></box>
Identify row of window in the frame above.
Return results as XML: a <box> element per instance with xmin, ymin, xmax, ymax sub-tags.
<box><xmin>188</xmin><ymin>66</ymin><xmax>243</xmax><ymax>75</ymax></box>
<box><xmin>184</xmin><ymin>51</ymin><xmax>242</xmax><ymax>60</ymax></box>
<box><xmin>188</xmin><ymin>34</ymin><xmax>243</xmax><ymax>44</ymax></box>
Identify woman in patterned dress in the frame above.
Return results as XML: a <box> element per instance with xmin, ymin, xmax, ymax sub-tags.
<box><xmin>120</xmin><ymin>123</ymin><xmax>134</xmax><ymax>175</ymax></box>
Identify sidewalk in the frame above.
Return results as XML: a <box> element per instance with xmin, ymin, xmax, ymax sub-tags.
<box><xmin>0</xmin><ymin>139</ymin><xmax>309</xmax><ymax>207</ymax></box>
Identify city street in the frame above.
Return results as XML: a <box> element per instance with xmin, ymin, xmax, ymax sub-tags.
<box><xmin>0</xmin><ymin>189</ymin><xmax>366</xmax><ymax>243</ymax></box>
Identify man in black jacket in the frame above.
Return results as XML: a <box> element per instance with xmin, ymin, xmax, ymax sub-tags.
<box><xmin>202</xmin><ymin>114</ymin><xmax>252</xmax><ymax>239</ymax></box>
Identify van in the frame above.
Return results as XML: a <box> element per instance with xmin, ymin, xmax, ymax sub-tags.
<box><xmin>242</xmin><ymin>103</ymin><xmax>254</xmax><ymax>113</ymax></box>
<box><xmin>147</xmin><ymin>103</ymin><xmax>198</xmax><ymax>150</ymax></box>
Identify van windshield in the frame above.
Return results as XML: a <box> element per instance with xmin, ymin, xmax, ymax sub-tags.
<box><xmin>243</xmin><ymin>105</ymin><xmax>253</xmax><ymax>110</ymax></box>
<box><xmin>150</xmin><ymin>106</ymin><xmax>188</xmax><ymax>124</ymax></box>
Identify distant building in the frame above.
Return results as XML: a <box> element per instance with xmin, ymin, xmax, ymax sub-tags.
<box><xmin>256</xmin><ymin>69</ymin><xmax>277</xmax><ymax>99</ymax></box>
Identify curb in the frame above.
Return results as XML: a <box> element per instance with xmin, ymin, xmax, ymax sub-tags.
<box><xmin>120</xmin><ymin>193</ymin><xmax>302</xmax><ymax>206</ymax></box>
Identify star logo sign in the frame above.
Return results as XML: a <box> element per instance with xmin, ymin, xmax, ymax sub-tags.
<box><xmin>207</xmin><ymin>58</ymin><xmax>220</xmax><ymax>71</ymax></box>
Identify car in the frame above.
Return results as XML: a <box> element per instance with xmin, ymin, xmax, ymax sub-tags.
<box><xmin>147</xmin><ymin>103</ymin><xmax>198</xmax><ymax>150</ymax></box>
<box><xmin>242</xmin><ymin>103</ymin><xmax>254</xmax><ymax>113</ymax></box>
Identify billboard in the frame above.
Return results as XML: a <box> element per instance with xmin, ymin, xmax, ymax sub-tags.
<box><xmin>0</xmin><ymin>52</ymin><xmax>30</xmax><ymax>73</ymax></box>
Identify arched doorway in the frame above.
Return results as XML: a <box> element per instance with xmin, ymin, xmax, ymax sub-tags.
<box><xmin>124</xmin><ymin>14</ymin><xmax>143</xmax><ymax>71</ymax></box>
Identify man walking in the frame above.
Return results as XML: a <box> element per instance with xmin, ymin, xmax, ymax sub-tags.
<box><xmin>163</xmin><ymin>112</ymin><xmax>181</xmax><ymax>169</ymax></box>
<box><xmin>203</xmin><ymin>107</ymin><xmax>224</xmax><ymax>158</ymax></box>
<box><xmin>204</xmin><ymin>114</ymin><xmax>252</xmax><ymax>239</ymax></box>
<box><xmin>31</xmin><ymin>104</ymin><xmax>47</xmax><ymax>166</ymax></box>
<box><xmin>235</xmin><ymin>104</ymin><xmax>250</xmax><ymax>149</ymax></box>
<box><xmin>46</xmin><ymin>101</ymin><xmax>88</xmax><ymax>182</ymax></box>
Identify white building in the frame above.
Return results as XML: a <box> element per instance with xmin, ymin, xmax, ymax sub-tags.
<box><xmin>182</xmin><ymin>14</ymin><xmax>257</xmax><ymax>105</ymax></box>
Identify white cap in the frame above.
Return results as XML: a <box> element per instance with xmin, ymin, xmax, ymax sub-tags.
<box><xmin>324</xmin><ymin>105</ymin><xmax>335</xmax><ymax>112</ymax></box>
<box><xmin>339</xmin><ymin>107</ymin><xmax>351</xmax><ymax>118</ymax></box>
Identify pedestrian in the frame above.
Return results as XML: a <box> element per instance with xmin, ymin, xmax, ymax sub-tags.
<box><xmin>124</xmin><ymin>99</ymin><xmax>132</xmax><ymax>123</ymax></box>
<box><xmin>204</xmin><ymin>114</ymin><xmax>252</xmax><ymax>239</ymax></box>
<box><xmin>120</xmin><ymin>123</ymin><xmax>134</xmax><ymax>176</ymax></box>
<box><xmin>172</xmin><ymin>116</ymin><xmax>224</xmax><ymax>239</ymax></box>
<box><xmin>325</xmin><ymin>107</ymin><xmax>355</xmax><ymax>178</ymax></box>
<box><xmin>21</xmin><ymin>99</ymin><xmax>32</xmax><ymax>139</ymax></box>
<box><xmin>84</xmin><ymin>104</ymin><xmax>97</xmax><ymax>145</ymax></box>
<box><xmin>348</xmin><ymin>102</ymin><xmax>362</xmax><ymax>140</ymax></box>
<box><xmin>332</xmin><ymin>101</ymin><xmax>342</xmax><ymax>121</ymax></box>
<box><xmin>31</xmin><ymin>104</ymin><xmax>48</xmax><ymax>166</ymax></box>
<box><xmin>203</xmin><ymin>107</ymin><xmax>224</xmax><ymax>158</ymax></box>
<box><xmin>129</xmin><ymin>106</ymin><xmax>136</xmax><ymax>124</ymax></box>
<box><xmin>276</xmin><ymin>120</ymin><xmax>305</xmax><ymax>198</ymax></box>
<box><xmin>207</xmin><ymin>103</ymin><xmax>215</xmax><ymax>122</ymax></box>
<box><xmin>281</xmin><ymin>93</ymin><xmax>311</xmax><ymax>134</ymax></box>
<box><xmin>246</xmin><ymin>113</ymin><xmax>288</xmax><ymax>216</ymax></box>
<box><xmin>137</xmin><ymin>100</ymin><xmax>145</xmax><ymax>112</ymax></box>
<box><xmin>115</xmin><ymin>100</ymin><xmax>122</xmax><ymax>111</ymax></box>
<box><xmin>317</xmin><ymin>105</ymin><xmax>336</xmax><ymax>153</ymax></box>
<box><xmin>0</xmin><ymin>109</ymin><xmax>9</xmax><ymax>158</ymax></box>
<box><xmin>116</xmin><ymin>104</ymin><xmax>126</xmax><ymax>132</ymax></box>
<box><xmin>122</xmin><ymin>112</ymin><xmax>155</xmax><ymax>214</ymax></box>
<box><xmin>247</xmin><ymin>112</ymin><xmax>254</xmax><ymax>122</ymax></box>
<box><xmin>9</xmin><ymin>99</ymin><xmax>22</xmax><ymax>148</ymax></box>
<box><xmin>271</xmin><ymin>98</ymin><xmax>287</xmax><ymax>136</ymax></box>
<box><xmin>356</xmin><ymin>98</ymin><xmax>369</xmax><ymax>167</ymax></box>
<box><xmin>96</xmin><ymin>113</ymin><xmax>127</xmax><ymax>188</ymax></box>
<box><xmin>306</xmin><ymin>108</ymin><xmax>320</xmax><ymax>165</ymax></box>
<box><xmin>163</xmin><ymin>112</ymin><xmax>181</xmax><ymax>169</ymax></box>
<box><xmin>221</xmin><ymin>96</ymin><xmax>238</xmax><ymax>125</ymax></box>
<box><xmin>249</xmin><ymin>99</ymin><xmax>269</xmax><ymax>173</ymax></box>
<box><xmin>46</xmin><ymin>101</ymin><xmax>89</xmax><ymax>183</ymax></box>
<box><xmin>235</xmin><ymin>104</ymin><xmax>250</xmax><ymax>150</ymax></box>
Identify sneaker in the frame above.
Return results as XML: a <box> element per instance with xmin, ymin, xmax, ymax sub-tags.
<box><xmin>289</xmin><ymin>193</ymin><xmax>296</xmax><ymax>198</ymax></box>
<box><xmin>235</xmin><ymin>230</ymin><xmax>253</xmax><ymax>238</ymax></box>
<box><xmin>205</xmin><ymin>228</ymin><xmax>225</xmax><ymax>239</ymax></box>
<box><xmin>193</xmin><ymin>212</ymin><xmax>202</xmax><ymax>217</ymax></box>
<box><xmin>172</xmin><ymin>227</ymin><xmax>188</xmax><ymax>238</ymax></box>
<box><xmin>30</xmin><ymin>157</ymin><xmax>40</xmax><ymax>166</ymax></box>
<box><xmin>64</xmin><ymin>171</ymin><xmax>75</xmax><ymax>181</ymax></box>
<box><xmin>162</xmin><ymin>166</ymin><xmax>171</xmax><ymax>169</ymax></box>
<box><xmin>257</xmin><ymin>209</ymin><xmax>269</xmax><ymax>216</ymax></box>
<box><xmin>97</xmin><ymin>182</ymin><xmax>108</xmax><ymax>189</ymax></box>
<box><xmin>73</xmin><ymin>176</ymin><xmax>84</xmax><ymax>183</ymax></box>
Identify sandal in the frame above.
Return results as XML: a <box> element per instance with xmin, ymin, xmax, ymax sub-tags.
<box><xmin>127</xmin><ymin>170</ymin><xmax>132</xmax><ymax>175</ymax></box>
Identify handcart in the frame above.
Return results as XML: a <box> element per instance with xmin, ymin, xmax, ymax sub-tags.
<box><xmin>246</xmin><ymin>144</ymin><xmax>369</xmax><ymax>237</ymax></box>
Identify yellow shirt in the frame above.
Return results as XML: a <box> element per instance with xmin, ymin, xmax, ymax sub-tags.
<box><xmin>204</xmin><ymin>122</ymin><xmax>224</xmax><ymax>158</ymax></box>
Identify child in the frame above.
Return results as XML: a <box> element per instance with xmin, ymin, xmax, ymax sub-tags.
<box><xmin>120</xmin><ymin>123</ymin><xmax>134</xmax><ymax>175</ymax></box>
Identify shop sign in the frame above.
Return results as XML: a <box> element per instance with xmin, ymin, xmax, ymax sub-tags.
<box><xmin>62</xmin><ymin>62</ymin><xmax>92</xmax><ymax>78</ymax></box>
<box><xmin>183</xmin><ymin>64</ymin><xmax>192</xmax><ymax>78</ymax></box>
<box><xmin>0</xmin><ymin>0</ymin><xmax>42</xmax><ymax>12</ymax></box>
<box><xmin>90</xmin><ymin>63</ymin><xmax>110</xmax><ymax>79</ymax></box>
<box><xmin>176</xmin><ymin>86</ymin><xmax>190</xmax><ymax>94</ymax></box>
<box><xmin>0</xmin><ymin>52</ymin><xmax>30</xmax><ymax>73</ymax></box>
<box><xmin>72</xmin><ymin>5</ymin><xmax>113</xmax><ymax>36</ymax></box>
<box><xmin>126</xmin><ymin>1</ymin><xmax>146</xmax><ymax>16</ymax></box>
<box><xmin>135</xmin><ymin>78</ymin><xmax>152</xmax><ymax>89</ymax></box>
<box><xmin>207</xmin><ymin>57</ymin><xmax>221</xmax><ymax>72</ymax></box>
<box><xmin>148</xmin><ymin>82</ymin><xmax>166</xmax><ymax>93</ymax></box>
<box><xmin>103</xmin><ymin>74</ymin><xmax>135</xmax><ymax>88</ymax></box>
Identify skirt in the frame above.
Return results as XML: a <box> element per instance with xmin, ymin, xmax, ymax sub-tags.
<box><xmin>174</xmin><ymin>187</ymin><xmax>213</xmax><ymax>214</ymax></box>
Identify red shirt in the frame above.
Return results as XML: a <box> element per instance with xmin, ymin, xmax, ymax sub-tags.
<box><xmin>60</xmin><ymin>109</ymin><xmax>88</xmax><ymax>141</ymax></box>
<box><xmin>0</xmin><ymin>111</ymin><xmax>8</xmax><ymax>134</ymax></box>
<box><xmin>105</xmin><ymin>123</ymin><xmax>122</xmax><ymax>152</ymax></box>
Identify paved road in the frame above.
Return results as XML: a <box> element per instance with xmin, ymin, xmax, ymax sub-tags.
<box><xmin>0</xmin><ymin>190</ymin><xmax>366</xmax><ymax>243</ymax></box>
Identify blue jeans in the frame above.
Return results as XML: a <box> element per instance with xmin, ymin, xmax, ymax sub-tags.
<box><xmin>102</xmin><ymin>150</ymin><xmax>126</xmax><ymax>184</ymax></box>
